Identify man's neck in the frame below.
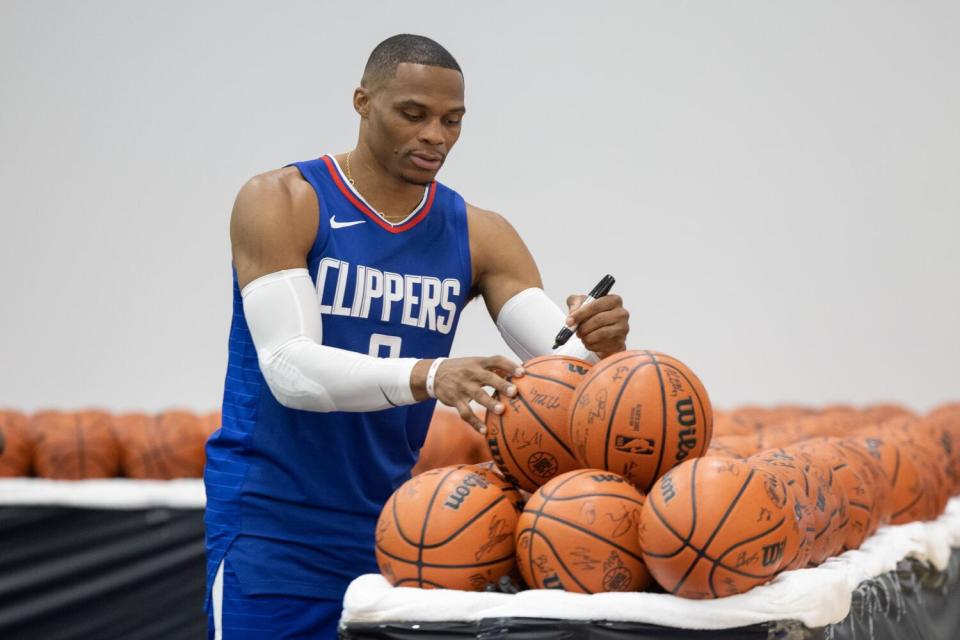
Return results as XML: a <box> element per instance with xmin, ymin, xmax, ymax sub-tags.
<box><xmin>342</xmin><ymin>147</ymin><xmax>428</xmax><ymax>223</ymax></box>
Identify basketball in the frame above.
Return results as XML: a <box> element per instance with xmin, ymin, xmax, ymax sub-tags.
<box><xmin>375</xmin><ymin>464</ymin><xmax>520</xmax><ymax>590</ymax></box>
<box><xmin>872</xmin><ymin>418</ymin><xmax>950</xmax><ymax>520</ymax></box>
<box><xmin>914</xmin><ymin>417</ymin><xmax>957</xmax><ymax>503</ymax></box>
<box><xmin>114</xmin><ymin>411</ymin><xmax>206</xmax><ymax>479</ymax></box>
<box><xmin>0</xmin><ymin>410</ymin><xmax>34</xmax><ymax>477</ymax></box>
<box><xmin>32</xmin><ymin>410</ymin><xmax>120</xmax><ymax>479</ymax></box>
<box><xmin>485</xmin><ymin>355</ymin><xmax>591</xmax><ymax>492</ymax></box>
<box><xmin>785</xmin><ymin>445</ymin><xmax>849</xmax><ymax>565</ymax></box>
<box><xmin>846</xmin><ymin>432</ymin><xmax>925</xmax><ymax>525</ymax></box>
<box><xmin>569</xmin><ymin>350</ymin><xmax>713</xmax><ymax>493</ymax></box>
<box><xmin>515</xmin><ymin>469</ymin><xmax>651</xmax><ymax>593</ymax></box>
<box><xmin>835</xmin><ymin>437</ymin><xmax>895</xmax><ymax>525</ymax></box>
<box><xmin>640</xmin><ymin>457</ymin><xmax>796</xmax><ymax>598</ymax></box>
<box><xmin>413</xmin><ymin>406</ymin><xmax>488</xmax><ymax>475</ymax></box>
<box><xmin>749</xmin><ymin>449</ymin><xmax>815</xmax><ymax>570</ymax></box>
<box><xmin>795</xmin><ymin>439</ymin><xmax>879</xmax><ymax>551</ymax></box>
<box><xmin>705</xmin><ymin>435</ymin><xmax>755</xmax><ymax>459</ymax></box>
<box><xmin>920</xmin><ymin>413</ymin><xmax>960</xmax><ymax>495</ymax></box>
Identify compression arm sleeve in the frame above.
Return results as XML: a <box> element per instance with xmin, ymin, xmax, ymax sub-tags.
<box><xmin>241</xmin><ymin>268</ymin><xmax>418</xmax><ymax>412</ymax></box>
<box><xmin>495</xmin><ymin>287</ymin><xmax>599</xmax><ymax>363</ymax></box>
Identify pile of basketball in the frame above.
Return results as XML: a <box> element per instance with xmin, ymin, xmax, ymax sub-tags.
<box><xmin>0</xmin><ymin>409</ymin><xmax>221</xmax><ymax>479</ymax></box>
<box><xmin>375</xmin><ymin>351</ymin><xmax>960</xmax><ymax>599</ymax></box>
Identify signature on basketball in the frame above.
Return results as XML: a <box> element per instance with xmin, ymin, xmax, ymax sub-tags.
<box><xmin>604</xmin><ymin>506</ymin><xmax>641</xmax><ymax>538</ymax></box>
<box><xmin>588</xmin><ymin>389</ymin><xmax>608</xmax><ymax>425</ymax></box>
<box><xmin>570</xmin><ymin>546</ymin><xmax>600</xmax><ymax>571</ymax></box>
<box><xmin>732</xmin><ymin>550</ymin><xmax>758</xmax><ymax>569</ymax></box>
<box><xmin>528</xmin><ymin>387</ymin><xmax>561</xmax><ymax>410</ymax></box>
<box><xmin>511</xmin><ymin>429</ymin><xmax>543</xmax><ymax>450</ymax></box>
<box><xmin>664</xmin><ymin>368</ymin><xmax>684</xmax><ymax>398</ymax></box>
<box><xmin>475</xmin><ymin>515</ymin><xmax>512</xmax><ymax>560</ymax></box>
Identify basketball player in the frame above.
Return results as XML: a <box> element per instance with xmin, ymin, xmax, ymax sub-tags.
<box><xmin>204</xmin><ymin>35</ymin><xmax>631</xmax><ymax>638</ymax></box>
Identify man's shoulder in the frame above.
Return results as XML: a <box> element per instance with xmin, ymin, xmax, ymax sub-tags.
<box><xmin>237</xmin><ymin>167</ymin><xmax>317</xmax><ymax>218</ymax></box>
<box><xmin>231</xmin><ymin>166</ymin><xmax>319</xmax><ymax>242</ymax></box>
<box><xmin>241</xmin><ymin>166</ymin><xmax>314</xmax><ymax>205</ymax></box>
<box><xmin>466</xmin><ymin>202</ymin><xmax>518</xmax><ymax>240</ymax></box>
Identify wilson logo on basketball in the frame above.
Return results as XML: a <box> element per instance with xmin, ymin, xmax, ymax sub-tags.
<box><xmin>542</xmin><ymin>573</ymin><xmax>565</xmax><ymax>590</ymax></box>
<box><xmin>674</xmin><ymin>397</ymin><xmax>698</xmax><ymax>462</ymax></box>
<box><xmin>589</xmin><ymin>473</ymin><xmax>625</xmax><ymax>483</ymax></box>
<box><xmin>660</xmin><ymin>473</ymin><xmax>677</xmax><ymax>504</ymax></box>
<box><xmin>443</xmin><ymin>473</ymin><xmax>490</xmax><ymax>510</ymax></box>
<box><xmin>761</xmin><ymin>539</ymin><xmax>786</xmax><ymax>567</ymax></box>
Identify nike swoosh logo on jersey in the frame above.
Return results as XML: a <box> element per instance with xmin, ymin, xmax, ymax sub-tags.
<box><xmin>330</xmin><ymin>216</ymin><xmax>366</xmax><ymax>229</ymax></box>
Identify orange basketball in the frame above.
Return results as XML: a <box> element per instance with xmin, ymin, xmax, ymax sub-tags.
<box><xmin>113</xmin><ymin>411</ymin><xmax>206</xmax><ymax>479</ymax></box>
<box><xmin>920</xmin><ymin>413</ymin><xmax>960</xmax><ymax>496</ymax></box>
<box><xmin>413</xmin><ymin>406</ymin><xmax>488</xmax><ymax>475</ymax></box>
<box><xmin>845</xmin><ymin>432</ymin><xmax>926</xmax><ymax>525</ymax></box>
<box><xmin>914</xmin><ymin>417</ymin><xmax>957</xmax><ymax>505</ymax></box>
<box><xmin>485</xmin><ymin>355</ymin><xmax>591</xmax><ymax>492</ymax></box>
<box><xmin>873</xmin><ymin>418</ymin><xmax>950</xmax><ymax>519</ymax></box>
<box><xmin>375</xmin><ymin>464</ymin><xmax>520</xmax><ymax>590</ymax></box>
<box><xmin>749</xmin><ymin>449</ymin><xmax>815</xmax><ymax>571</ymax></box>
<box><xmin>784</xmin><ymin>445</ymin><xmax>849</xmax><ymax>565</ymax></box>
<box><xmin>713</xmin><ymin>412</ymin><xmax>760</xmax><ymax>438</ymax></box>
<box><xmin>705</xmin><ymin>435</ymin><xmax>756</xmax><ymax>459</ymax></box>
<box><xmin>569</xmin><ymin>350</ymin><xmax>713</xmax><ymax>493</ymax></box>
<box><xmin>515</xmin><ymin>469</ymin><xmax>651</xmax><ymax>593</ymax></box>
<box><xmin>0</xmin><ymin>411</ymin><xmax>34</xmax><ymax>477</ymax></box>
<box><xmin>32</xmin><ymin>410</ymin><xmax>120</xmax><ymax>479</ymax></box>
<box><xmin>640</xmin><ymin>457</ymin><xmax>796</xmax><ymax>598</ymax></box>
<box><xmin>835</xmin><ymin>438</ymin><xmax>892</xmax><ymax>527</ymax></box>
<box><xmin>794</xmin><ymin>439</ymin><xmax>879</xmax><ymax>551</ymax></box>
<box><xmin>861</xmin><ymin>403</ymin><xmax>914</xmax><ymax>423</ymax></box>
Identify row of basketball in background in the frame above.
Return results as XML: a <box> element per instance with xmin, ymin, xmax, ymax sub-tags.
<box><xmin>374</xmin><ymin>350</ymin><xmax>960</xmax><ymax>598</ymax></box>
<box><xmin>0</xmin><ymin>410</ymin><xmax>221</xmax><ymax>479</ymax></box>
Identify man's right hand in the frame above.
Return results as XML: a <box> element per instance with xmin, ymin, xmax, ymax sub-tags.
<box><xmin>412</xmin><ymin>357</ymin><xmax>524</xmax><ymax>434</ymax></box>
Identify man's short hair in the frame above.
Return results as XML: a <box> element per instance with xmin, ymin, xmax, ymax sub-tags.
<box><xmin>362</xmin><ymin>34</ymin><xmax>461</xmax><ymax>89</ymax></box>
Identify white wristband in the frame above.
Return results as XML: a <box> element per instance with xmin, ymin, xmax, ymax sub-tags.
<box><xmin>425</xmin><ymin>358</ymin><xmax>446</xmax><ymax>399</ymax></box>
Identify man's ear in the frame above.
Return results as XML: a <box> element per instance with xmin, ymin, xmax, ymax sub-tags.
<box><xmin>353</xmin><ymin>88</ymin><xmax>371</xmax><ymax>118</ymax></box>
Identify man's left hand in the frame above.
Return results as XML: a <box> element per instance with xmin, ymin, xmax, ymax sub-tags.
<box><xmin>565</xmin><ymin>293</ymin><xmax>630</xmax><ymax>360</ymax></box>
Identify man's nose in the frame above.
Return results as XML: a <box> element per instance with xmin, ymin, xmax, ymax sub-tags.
<box><xmin>418</xmin><ymin>118</ymin><xmax>445</xmax><ymax>146</ymax></box>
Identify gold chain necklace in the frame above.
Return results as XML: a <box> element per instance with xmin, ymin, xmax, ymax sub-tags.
<box><xmin>345</xmin><ymin>151</ymin><xmax>355</xmax><ymax>185</ymax></box>
<box><xmin>343</xmin><ymin>151</ymin><xmax>423</xmax><ymax>224</ymax></box>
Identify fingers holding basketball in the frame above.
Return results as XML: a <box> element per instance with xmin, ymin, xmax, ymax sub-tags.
<box><xmin>433</xmin><ymin>356</ymin><xmax>522</xmax><ymax>434</ymax></box>
<box><xmin>566</xmin><ymin>293</ymin><xmax>629</xmax><ymax>358</ymax></box>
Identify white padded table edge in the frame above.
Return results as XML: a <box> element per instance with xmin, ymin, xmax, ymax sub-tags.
<box><xmin>0</xmin><ymin>478</ymin><xmax>206</xmax><ymax>509</ymax></box>
<box><xmin>341</xmin><ymin>496</ymin><xmax>960</xmax><ymax>630</ymax></box>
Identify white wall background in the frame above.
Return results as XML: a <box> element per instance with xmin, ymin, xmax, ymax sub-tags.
<box><xmin>1</xmin><ymin>1</ymin><xmax>957</xmax><ymax>413</ymax></box>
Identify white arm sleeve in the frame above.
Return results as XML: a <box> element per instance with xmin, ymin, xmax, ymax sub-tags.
<box><xmin>241</xmin><ymin>268</ymin><xmax>418</xmax><ymax>412</ymax></box>
<box><xmin>495</xmin><ymin>288</ymin><xmax>599</xmax><ymax>364</ymax></box>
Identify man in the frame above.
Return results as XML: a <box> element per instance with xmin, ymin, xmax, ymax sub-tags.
<box><xmin>204</xmin><ymin>34</ymin><xmax>630</xmax><ymax>638</ymax></box>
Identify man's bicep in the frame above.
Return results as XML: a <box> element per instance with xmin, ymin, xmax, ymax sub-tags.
<box><xmin>231</xmin><ymin>172</ymin><xmax>317</xmax><ymax>290</ymax></box>
<box><xmin>470</xmin><ymin>207</ymin><xmax>543</xmax><ymax>321</ymax></box>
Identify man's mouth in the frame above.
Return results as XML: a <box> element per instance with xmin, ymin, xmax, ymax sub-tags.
<box><xmin>409</xmin><ymin>152</ymin><xmax>443</xmax><ymax>171</ymax></box>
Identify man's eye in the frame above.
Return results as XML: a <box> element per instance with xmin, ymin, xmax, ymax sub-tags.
<box><xmin>403</xmin><ymin>112</ymin><xmax>423</xmax><ymax>121</ymax></box>
<box><xmin>446</xmin><ymin>118</ymin><xmax>462</xmax><ymax>126</ymax></box>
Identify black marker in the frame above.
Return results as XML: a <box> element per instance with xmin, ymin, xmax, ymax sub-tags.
<box><xmin>552</xmin><ymin>274</ymin><xmax>616</xmax><ymax>349</ymax></box>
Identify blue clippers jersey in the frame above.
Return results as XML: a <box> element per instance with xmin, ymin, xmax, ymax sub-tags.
<box><xmin>204</xmin><ymin>154</ymin><xmax>472</xmax><ymax>600</ymax></box>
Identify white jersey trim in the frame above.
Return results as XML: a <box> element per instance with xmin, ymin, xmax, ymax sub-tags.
<box><xmin>212</xmin><ymin>560</ymin><xmax>224</xmax><ymax>640</ymax></box>
<box><xmin>326</xmin><ymin>154</ymin><xmax>429</xmax><ymax>227</ymax></box>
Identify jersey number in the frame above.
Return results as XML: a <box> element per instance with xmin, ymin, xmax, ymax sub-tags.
<box><xmin>369</xmin><ymin>333</ymin><xmax>402</xmax><ymax>358</ymax></box>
